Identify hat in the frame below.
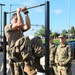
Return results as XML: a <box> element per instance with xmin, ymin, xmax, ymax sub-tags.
<box><xmin>49</xmin><ymin>35</ymin><xmax>53</xmax><ymax>40</ymax></box>
<box><xmin>59</xmin><ymin>34</ymin><xmax>66</xmax><ymax>38</ymax></box>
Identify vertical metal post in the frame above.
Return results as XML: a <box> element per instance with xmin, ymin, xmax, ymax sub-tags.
<box><xmin>45</xmin><ymin>1</ymin><xmax>50</xmax><ymax>75</ymax></box>
<box><xmin>68</xmin><ymin>0</ymin><xmax>70</xmax><ymax>38</ymax></box>
<box><xmin>10</xmin><ymin>4</ymin><xmax>12</xmax><ymax>23</ymax></box>
<box><xmin>1</xmin><ymin>6</ymin><xmax>2</xmax><ymax>39</ymax></box>
<box><xmin>3</xmin><ymin>12</ymin><xmax>7</xmax><ymax>75</ymax></box>
<box><xmin>0</xmin><ymin>4</ymin><xmax>5</xmax><ymax>40</ymax></box>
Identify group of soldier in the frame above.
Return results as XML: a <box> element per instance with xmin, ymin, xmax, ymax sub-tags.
<box><xmin>4</xmin><ymin>6</ymin><xmax>74</xmax><ymax>75</ymax></box>
<box><xmin>49</xmin><ymin>34</ymin><xmax>74</xmax><ymax>75</ymax></box>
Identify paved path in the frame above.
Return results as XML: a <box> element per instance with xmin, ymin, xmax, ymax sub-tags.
<box><xmin>0</xmin><ymin>52</ymin><xmax>75</xmax><ymax>75</ymax></box>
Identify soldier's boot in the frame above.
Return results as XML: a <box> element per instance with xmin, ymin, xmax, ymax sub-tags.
<box><xmin>33</xmin><ymin>63</ymin><xmax>45</xmax><ymax>73</ymax></box>
<box><xmin>33</xmin><ymin>58</ymin><xmax>45</xmax><ymax>73</ymax></box>
<box><xmin>24</xmin><ymin>72</ymin><xmax>28</xmax><ymax>75</ymax></box>
<box><xmin>49</xmin><ymin>67</ymin><xmax>55</xmax><ymax>75</ymax></box>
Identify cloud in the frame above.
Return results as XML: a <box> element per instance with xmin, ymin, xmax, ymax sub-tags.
<box><xmin>22</xmin><ymin>0</ymin><xmax>43</xmax><ymax>13</ymax></box>
<box><xmin>52</xmin><ymin>9</ymin><xmax>63</xmax><ymax>14</ymax></box>
<box><xmin>11</xmin><ymin>0</ymin><xmax>43</xmax><ymax>13</ymax></box>
<box><xmin>22</xmin><ymin>0</ymin><xmax>36</xmax><ymax>6</ymax></box>
<box><xmin>71</xmin><ymin>25</ymin><xmax>75</xmax><ymax>27</ymax></box>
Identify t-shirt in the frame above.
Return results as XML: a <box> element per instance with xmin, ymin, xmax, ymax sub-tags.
<box><xmin>5</xmin><ymin>24</ymin><xmax>24</xmax><ymax>47</ymax></box>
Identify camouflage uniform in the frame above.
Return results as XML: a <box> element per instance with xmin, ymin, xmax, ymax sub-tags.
<box><xmin>30</xmin><ymin>36</ymin><xmax>45</xmax><ymax>72</ymax></box>
<box><xmin>5</xmin><ymin>24</ymin><xmax>36</xmax><ymax>75</ymax></box>
<box><xmin>49</xmin><ymin>43</ymin><xmax>58</xmax><ymax>75</ymax></box>
<box><xmin>55</xmin><ymin>43</ymin><xmax>74</xmax><ymax>75</ymax></box>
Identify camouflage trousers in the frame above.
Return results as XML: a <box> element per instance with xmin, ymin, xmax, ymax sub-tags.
<box><xmin>9</xmin><ymin>61</ymin><xmax>24</xmax><ymax>75</ymax></box>
<box><xmin>9</xmin><ymin>60</ymin><xmax>36</xmax><ymax>75</ymax></box>
<box><xmin>57</xmin><ymin>66</ymin><xmax>72</xmax><ymax>75</ymax></box>
<box><xmin>49</xmin><ymin>65</ymin><xmax>58</xmax><ymax>75</ymax></box>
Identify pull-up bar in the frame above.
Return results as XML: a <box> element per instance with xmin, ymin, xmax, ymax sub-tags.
<box><xmin>6</xmin><ymin>3</ymin><xmax>45</xmax><ymax>14</ymax></box>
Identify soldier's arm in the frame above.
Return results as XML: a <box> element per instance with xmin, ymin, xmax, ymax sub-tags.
<box><xmin>11</xmin><ymin>8</ymin><xmax>24</xmax><ymax>30</ymax></box>
<box><xmin>55</xmin><ymin>47</ymin><xmax>58</xmax><ymax>64</ymax></box>
<box><xmin>54</xmin><ymin>46</ymin><xmax>57</xmax><ymax>57</ymax></box>
<box><xmin>21</xmin><ymin>7</ymin><xmax>31</xmax><ymax>32</ymax></box>
<box><xmin>62</xmin><ymin>45</ymin><xmax>74</xmax><ymax>65</ymax></box>
<box><xmin>4</xmin><ymin>24</ymin><xmax>11</xmax><ymax>40</ymax></box>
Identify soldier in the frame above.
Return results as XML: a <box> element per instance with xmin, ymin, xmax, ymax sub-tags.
<box><xmin>30</xmin><ymin>36</ymin><xmax>45</xmax><ymax>73</ymax></box>
<box><xmin>4</xmin><ymin>7</ymin><xmax>36</xmax><ymax>75</ymax></box>
<box><xmin>55</xmin><ymin>34</ymin><xmax>74</xmax><ymax>75</ymax></box>
<box><xmin>49</xmin><ymin>36</ymin><xmax>58</xmax><ymax>75</ymax></box>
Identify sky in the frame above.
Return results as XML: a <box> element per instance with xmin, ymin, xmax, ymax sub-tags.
<box><xmin>0</xmin><ymin>0</ymin><xmax>75</xmax><ymax>36</ymax></box>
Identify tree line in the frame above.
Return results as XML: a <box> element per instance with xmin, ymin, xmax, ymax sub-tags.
<box><xmin>34</xmin><ymin>25</ymin><xmax>75</xmax><ymax>38</ymax></box>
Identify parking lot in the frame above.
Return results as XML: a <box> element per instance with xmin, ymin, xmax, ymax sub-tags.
<box><xmin>0</xmin><ymin>52</ymin><xmax>75</xmax><ymax>75</ymax></box>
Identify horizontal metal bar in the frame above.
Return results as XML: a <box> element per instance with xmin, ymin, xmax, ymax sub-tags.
<box><xmin>10</xmin><ymin>4</ymin><xmax>23</xmax><ymax>6</ymax></box>
<box><xmin>0</xmin><ymin>4</ymin><xmax>5</xmax><ymax>6</ymax></box>
<box><xmin>31</xmin><ymin>24</ymin><xmax>43</xmax><ymax>26</ymax></box>
<box><xmin>6</xmin><ymin>3</ymin><xmax>45</xmax><ymax>14</ymax></box>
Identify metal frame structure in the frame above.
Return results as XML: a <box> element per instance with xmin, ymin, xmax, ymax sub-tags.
<box><xmin>0</xmin><ymin>4</ymin><xmax>5</xmax><ymax>40</ymax></box>
<box><xmin>7</xmin><ymin>3</ymin><xmax>45</xmax><ymax>14</ymax></box>
<box><xmin>3</xmin><ymin>1</ymin><xmax>50</xmax><ymax>75</ymax></box>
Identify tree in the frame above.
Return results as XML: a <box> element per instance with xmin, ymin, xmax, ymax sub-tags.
<box><xmin>70</xmin><ymin>26</ymin><xmax>75</xmax><ymax>35</ymax></box>
<box><xmin>35</xmin><ymin>25</ymin><xmax>51</xmax><ymax>36</ymax></box>
<box><xmin>62</xmin><ymin>29</ymin><xmax>68</xmax><ymax>35</ymax></box>
<box><xmin>51</xmin><ymin>32</ymin><xmax>59</xmax><ymax>38</ymax></box>
<box><xmin>34</xmin><ymin>25</ymin><xmax>45</xmax><ymax>36</ymax></box>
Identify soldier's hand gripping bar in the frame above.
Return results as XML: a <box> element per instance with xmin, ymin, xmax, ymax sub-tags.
<box><xmin>6</xmin><ymin>3</ymin><xmax>45</xmax><ymax>14</ymax></box>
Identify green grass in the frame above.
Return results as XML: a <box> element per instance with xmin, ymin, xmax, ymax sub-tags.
<box><xmin>42</xmin><ymin>39</ymin><xmax>75</xmax><ymax>44</ymax></box>
<box><xmin>53</xmin><ymin>39</ymin><xmax>60</xmax><ymax>44</ymax></box>
<box><xmin>42</xmin><ymin>39</ymin><xmax>60</xmax><ymax>44</ymax></box>
<box><xmin>67</xmin><ymin>39</ymin><xmax>75</xmax><ymax>41</ymax></box>
<box><xmin>42</xmin><ymin>39</ymin><xmax>45</xmax><ymax>43</ymax></box>
<box><xmin>54</xmin><ymin>39</ymin><xmax>75</xmax><ymax>44</ymax></box>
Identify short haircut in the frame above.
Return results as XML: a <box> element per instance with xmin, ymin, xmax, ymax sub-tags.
<box><xmin>11</xmin><ymin>13</ymin><xmax>17</xmax><ymax>19</ymax></box>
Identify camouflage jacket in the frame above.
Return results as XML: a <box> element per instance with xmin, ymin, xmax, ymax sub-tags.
<box><xmin>8</xmin><ymin>36</ymin><xmax>32</xmax><ymax>62</ymax></box>
<box><xmin>55</xmin><ymin>43</ymin><xmax>74</xmax><ymax>66</ymax></box>
<box><xmin>31</xmin><ymin>36</ymin><xmax>44</xmax><ymax>58</ymax></box>
<box><xmin>49</xmin><ymin>43</ymin><xmax>57</xmax><ymax>65</ymax></box>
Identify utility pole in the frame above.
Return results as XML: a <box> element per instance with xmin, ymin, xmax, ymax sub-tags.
<box><xmin>68</xmin><ymin>0</ymin><xmax>70</xmax><ymax>38</ymax></box>
<box><xmin>10</xmin><ymin>4</ymin><xmax>12</xmax><ymax>23</ymax></box>
<box><xmin>0</xmin><ymin>4</ymin><xmax>5</xmax><ymax>41</ymax></box>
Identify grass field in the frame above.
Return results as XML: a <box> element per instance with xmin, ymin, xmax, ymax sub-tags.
<box><xmin>53</xmin><ymin>39</ymin><xmax>75</xmax><ymax>44</ymax></box>
<box><xmin>42</xmin><ymin>39</ymin><xmax>75</xmax><ymax>44</ymax></box>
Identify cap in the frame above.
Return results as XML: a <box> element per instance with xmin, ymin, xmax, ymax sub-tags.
<box><xmin>59</xmin><ymin>34</ymin><xmax>66</xmax><ymax>38</ymax></box>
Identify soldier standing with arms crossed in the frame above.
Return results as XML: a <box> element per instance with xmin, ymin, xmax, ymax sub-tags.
<box><xmin>4</xmin><ymin>7</ymin><xmax>36</xmax><ymax>75</ymax></box>
<box><xmin>55</xmin><ymin>34</ymin><xmax>74</xmax><ymax>75</ymax></box>
<box><xmin>49</xmin><ymin>36</ymin><xmax>58</xmax><ymax>75</ymax></box>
